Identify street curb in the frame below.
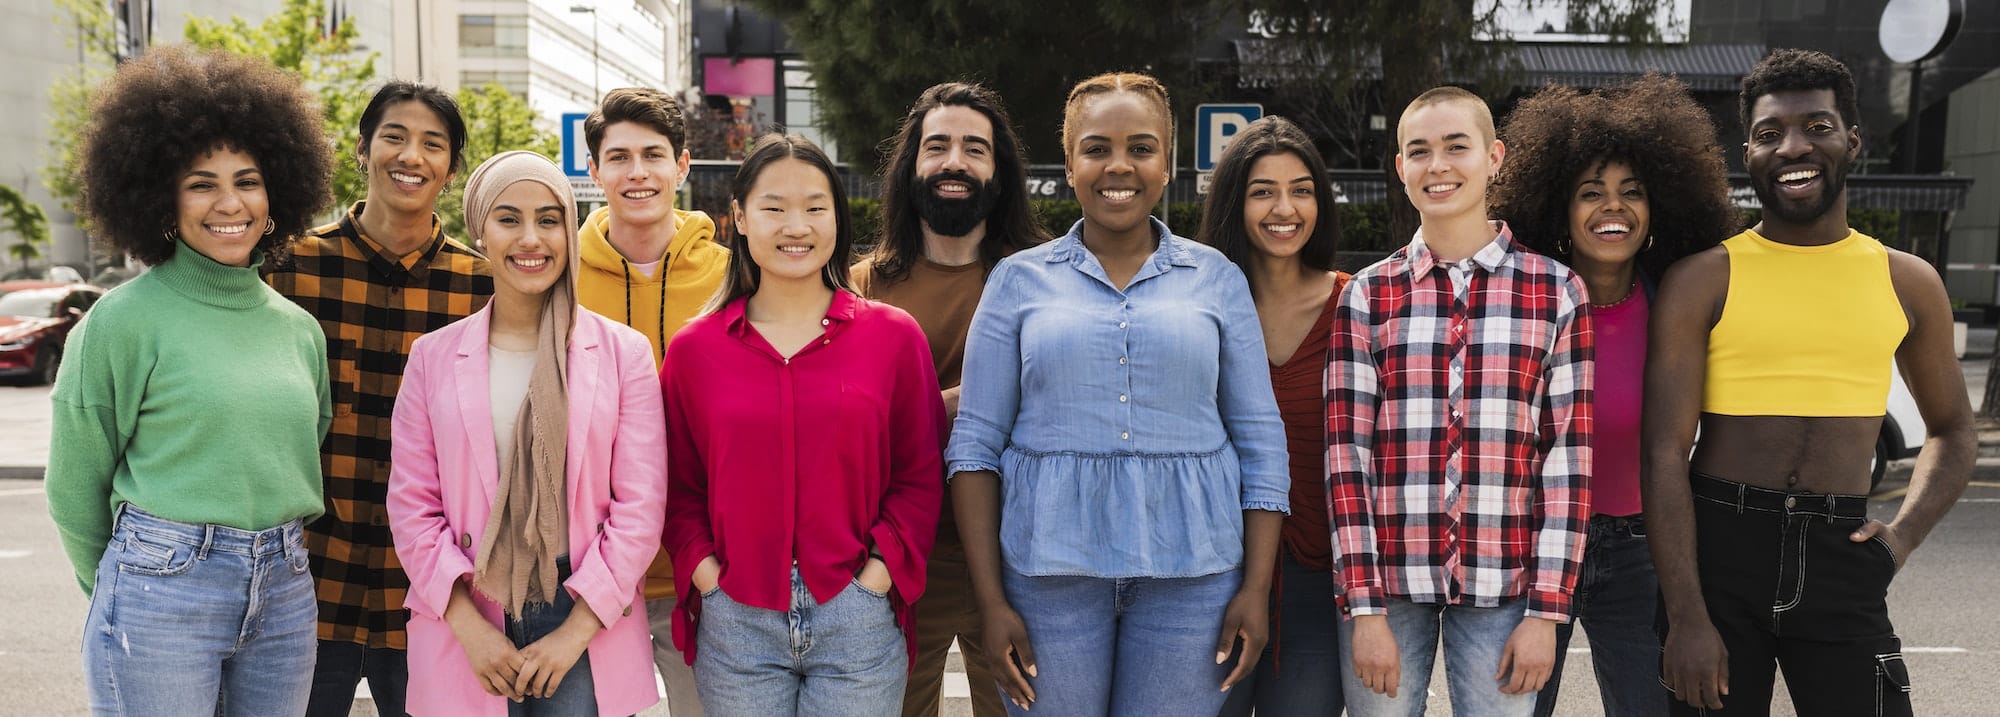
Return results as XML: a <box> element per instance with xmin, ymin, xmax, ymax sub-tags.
<box><xmin>0</xmin><ymin>466</ymin><xmax>45</xmax><ymax>480</ymax></box>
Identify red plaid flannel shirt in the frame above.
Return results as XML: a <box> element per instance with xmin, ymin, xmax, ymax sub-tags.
<box><xmin>1326</xmin><ymin>224</ymin><xmax>1593</xmax><ymax>622</ymax></box>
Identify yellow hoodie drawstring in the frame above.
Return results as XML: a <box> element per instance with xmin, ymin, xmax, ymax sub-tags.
<box><xmin>621</xmin><ymin>257</ymin><xmax>668</xmax><ymax>358</ymax></box>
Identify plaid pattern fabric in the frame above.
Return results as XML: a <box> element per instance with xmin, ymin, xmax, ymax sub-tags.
<box><xmin>1326</xmin><ymin>224</ymin><xmax>1593</xmax><ymax>622</ymax></box>
<box><xmin>263</xmin><ymin>202</ymin><xmax>492</xmax><ymax>647</ymax></box>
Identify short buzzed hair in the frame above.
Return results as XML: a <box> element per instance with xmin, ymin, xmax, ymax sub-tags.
<box><xmin>1397</xmin><ymin>86</ymin><xmax>1495</xmax><ymax>148</ymax></box>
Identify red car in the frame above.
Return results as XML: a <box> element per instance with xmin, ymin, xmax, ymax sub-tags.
<box><xmin>0</xmin><ymin>280</ymin><xmax>105</xmax><ymax>385</ymax></box>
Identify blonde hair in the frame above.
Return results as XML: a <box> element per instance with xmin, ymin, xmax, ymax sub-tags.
<box><xmin>1061</xmin><ymin>72</ymin><xmax>1174</xmax><ymax>160</ymax></box>
<box><xmin>1397</xmin><ymin>86</ymin><xmax>1495</xmax><ymax>148</ymax></box>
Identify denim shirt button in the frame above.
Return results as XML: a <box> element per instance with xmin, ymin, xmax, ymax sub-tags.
<box><xmin>1119</xmin><ymin>394</ymin><xmax>1128</xmax><ymax>402</ymax></box>
<box><xmin>1118</xmin><ymin>321</ymin><xmax>1127</xmax><ymax>329</ymax></box>
<box><xmin>1119</xmin><ymin>357</ymin><xmax>1127</xmax><ymax>365</ymax></box>
<box><xmin>1120</xmin><ymin>431</ymin><xmax>1130</xmax><ymax>440</ymax></box>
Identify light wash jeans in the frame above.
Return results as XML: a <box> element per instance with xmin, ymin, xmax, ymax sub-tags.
<box><xmin>1002</xmin><ymin>566</ymin><xmax>1241</xmax><ymax>717</ymax></box>
<box><xmin>505</xmin><ymin>555</ymin><xmax>597</xmax><ymax>716</ymax></box>
<box><xmin>693</xmin><ymin>566</ymin><xmax>905</xmax><ymax>717</ymax></box>
<box><xmin>1338</xmin><ymin>597</ymin><xmax>1538</xmax><ymax>717</ymax></box>
<box><xmin>83</xmin><ymin>504</ymin><xmax>316</xmax><ymax>716</ymax></box>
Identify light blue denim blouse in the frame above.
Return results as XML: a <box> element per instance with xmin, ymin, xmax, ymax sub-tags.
<box><xmin>946</xmin><ymin>218</ymin><xmax>1290</xmax><ymax>579</ymax></box>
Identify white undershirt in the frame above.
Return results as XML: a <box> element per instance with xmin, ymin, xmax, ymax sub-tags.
<box><xmin>628</xmin><ymin>259</ymin><xmax>661</xmax><ymax>279</ymax></box>
<box><xmin>488</xmin><ymin>346</ymin><xmax>537</xmax><ymax>461</ymax></box>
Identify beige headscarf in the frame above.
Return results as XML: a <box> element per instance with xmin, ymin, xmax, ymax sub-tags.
<box><xmin>462</xmin><ymin>150</ymin><xmax>580</xmax><ymax>618</ymax></box>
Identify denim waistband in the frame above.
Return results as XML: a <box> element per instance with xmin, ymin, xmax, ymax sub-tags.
<box><xmin>1589</xmin><ymin>512</ymin><xmax>1646</xmax><ymax>536</ymax></box>
<box><xmin>1690</xmin><ymin>471</ymin><xmax>1870</xmax><ymax>519</ymax></box>
<box><xmin>113</xmin><ymin>503</ymin><xmax>304</xmax><ymax>557</ymax></box>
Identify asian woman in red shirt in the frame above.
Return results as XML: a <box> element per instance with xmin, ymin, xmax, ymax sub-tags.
<box><xmin>659</xmin><ymin>134</ymin><xmax>947</xmax><ymax>716</ymax></box>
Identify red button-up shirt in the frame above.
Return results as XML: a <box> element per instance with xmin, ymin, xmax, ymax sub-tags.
<box><xmin>661</xmin><ymin>289</ymin><xmax>945</xmax><ymax>663</ymax></box>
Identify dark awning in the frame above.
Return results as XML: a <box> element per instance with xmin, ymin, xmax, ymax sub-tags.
<box><xmin>1233</xmin><ymin>40</ymin><xmax>1767</xmax><ymax>93</ymax></box>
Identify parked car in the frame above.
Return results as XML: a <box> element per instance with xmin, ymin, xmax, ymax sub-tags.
<box><xmin>1877</xmin><ymin>365</ymin><xmax>1926</xmax><ymax>490</ymax></box>
<box><xmin>0</xmin><ymin>281</ymin><xmax>104</xmax><ymax>385</ymax></box>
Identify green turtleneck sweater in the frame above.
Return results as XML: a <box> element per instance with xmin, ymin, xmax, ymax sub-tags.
<box><xmin>47</xmin><ymin>243</ymin><xmax>331</xmax><ymax>594</ymax></box>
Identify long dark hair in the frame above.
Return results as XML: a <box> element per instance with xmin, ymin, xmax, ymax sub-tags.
<box><xmin>1194</xmin><ymin>116</ymin><xmax>1338</xmax><ymax>279</ymax></box>
<box><xmin>871</xmin><ymin>82</ymin><xmax>1047</xmax><ymax>282</ymax></box>
<box><xmin>705</xmin><ymin>134</ymin><xmax>855</xmax><ymax>314</ymax></box>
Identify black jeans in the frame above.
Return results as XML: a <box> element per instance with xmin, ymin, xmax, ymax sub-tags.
<box><xmin>304</xmin><ymin>640</ymin><xmax>409</xmax><ymax>717</ymax></box>
<box><xmin>1663</xmin><ymin>472</ymin><xmax>1911</xmax><ymax>717</ymax></box>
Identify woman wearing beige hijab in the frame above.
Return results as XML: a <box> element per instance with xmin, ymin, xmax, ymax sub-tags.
<box><xmin>388</xmin><ymin>150</ymin><xmax>669</xmax><ymax>716</ymax></box>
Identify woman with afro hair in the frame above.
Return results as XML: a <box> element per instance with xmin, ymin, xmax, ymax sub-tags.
<box><xmin>45</xmin><ymin>45</ymin><xmax>335</xmax><ymax>715</ymax></box>
<box><xmin>1490</xmin><ymin>73</ymin><xmax>1738</xmax><ymax>717</ymax></box>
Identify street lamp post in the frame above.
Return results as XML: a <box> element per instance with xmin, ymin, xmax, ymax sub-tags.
<box><xmin>569</xmin><ymin>5</ymin><xmax>599</xmax><ymax>102</ymax></box>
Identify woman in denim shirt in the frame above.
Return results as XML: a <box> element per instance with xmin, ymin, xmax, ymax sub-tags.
<box><xmin>947</xmin><ymin>72</ymin><xmax>1290</xmax><ymax>717</ymax></box>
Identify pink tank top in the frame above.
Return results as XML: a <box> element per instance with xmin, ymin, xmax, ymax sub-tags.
<box><xmin>1591</xmin><ymin>287</ymin><xmax>1647</xmax><ymax>517</ymax></box>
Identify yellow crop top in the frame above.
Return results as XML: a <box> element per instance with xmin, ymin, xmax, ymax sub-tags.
<box><xmin>1704</xmin><ymin>229</ymin><xmax>1907</xmax><ymax>417</ymax></box>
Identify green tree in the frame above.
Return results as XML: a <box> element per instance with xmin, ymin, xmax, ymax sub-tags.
<box><xmin>1242</xmin><ymin>0</ymin><xmax>1675</xmax><ymax>242</ymax></box>
<box><xmin>0</xmin><ymin>185</ymin><xmax>52</xmax><ymax>266</ymax></box>
<box><xmin>182</xmin><ymin>0</ymin><xmax>378</xmax><ymax>212</ymax></box>
<box><xmin>42</xmin><ymin>0</ymin><xmax>119</xmax><ymax>222</ymax></box>
<box><xmin>443</xmin><ymin>83</ymin><xmax>564</xmax><ymax>241</ymax></box>
<box><xmin>746</xmin><ymin>0</ymin><xmax>1231</xmax><ymax>165</ymax></box>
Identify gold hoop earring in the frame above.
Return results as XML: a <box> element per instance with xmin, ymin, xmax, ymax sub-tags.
<box><xmin>164</xmin><ymin>227</ymin><xmax>181</xmax><ymax>243</ymax></box>
<box><xmin>1555</xmin><ymin>235</ymin><xmax>1570</xmax><ymax>257</ymax></box>
<box><xmin>1643</xmin><ymin>234</ymin><xmax>1655</xmax><ymax>252</ymax></box>
<box><xmin>264</xmin><ymin>218</ymin><xmax>276</xmax><ymax>236</ymax></box>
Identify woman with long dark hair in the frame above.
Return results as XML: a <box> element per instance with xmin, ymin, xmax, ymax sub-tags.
<box><xmin>1196</xmin><ymin>115</ymin><xmax>1350</xmax><ymax>716</ymax></box>
<box><xmin>662</xmin><ymin>134</ymin><xmax>946</xmax><ymax>716</ymax></box>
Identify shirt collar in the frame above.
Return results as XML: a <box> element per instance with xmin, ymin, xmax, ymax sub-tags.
<box><xmin>343</xmin><ymin>201</ymin><xmax>445</xmax><ymax>280</ymax></box>
<box><xmin>1045</xmin><ymin>217</ymin><xmax>1197</xmax><ymax>275</ymax></box>
<box><xmin>1405</xmin><ymin>220</ymin><xmax>1516</xmax><ymax>277</ymax></box>
<box><xmin>723</xmin><ymin>287</ymin><xmax>862</xmax><ymax>336</ymax></box>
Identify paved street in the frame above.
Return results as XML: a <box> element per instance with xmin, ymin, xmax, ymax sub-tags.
<box><xmin>5</xmin><ymin>338</ymin><xmax>1998</xmax><ymax>715</ymax></box>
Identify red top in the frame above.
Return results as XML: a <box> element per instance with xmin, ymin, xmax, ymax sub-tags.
<box><xmin>660</xmin><ymin>289</ymin><xmax>945</xmax><ymax>664</ymax></box>
<box><xmin>1272</xmin><ymin>274</ymin><xmax>1349</xmax><ymax>571</ymax></box>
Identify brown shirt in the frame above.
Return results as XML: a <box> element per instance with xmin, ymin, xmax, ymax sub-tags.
<box><xmin>851</xmin><ymin>255</ymin><xmax>989</xmax><ymax>552</ymax></box>
<box><xmin>1274</xmin><ymin>274</ymin><xmax>1348</xmax><ymax>572</ymax></box>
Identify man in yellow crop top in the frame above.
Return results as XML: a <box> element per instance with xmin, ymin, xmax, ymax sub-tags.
<box><xmin>1642</xmin><ymin>49</ymin><xmax>1974</xmax><ymax>717</ymax></box>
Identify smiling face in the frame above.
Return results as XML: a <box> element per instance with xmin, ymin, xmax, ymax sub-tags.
<box><xmin>1567</xmin><ymin>160</ymin><xmax>1651</xmax><ymax>271</ymax></box>
<box><xmin>911</xmin><ymin>105</ymin><xmax>1000</xmax><ymax>237</ymax></box>
<box><xmin>175</xmin><ymin>146</ymin><xmax>270</xmax><ymax>267</ymax></box>
<box><xmin>1241</xmin><ymin>151</ymin><xmax>1318</xmax><ymax>260</ymax></box>
<box><xmin>1395</xmin><ymin>100</ymin><xmax>1504</xmax><ymax>223</ymax></box>
<box><xmin>483</xmin><ymin>181</ymin><xmax>569</xmax><ymax>300</ymax></box>
<box><xmin>360</xmin><ymin>100</ymin><xmax>456</xmax><ymax>217</ymax></box>
<box><xmin>733</xmin><ymin>157</ymin><xmax>838</xmax><ymax>287</ymax></box>
<box><xmin>589</xmin><ymin>120</ymin><xmax>690</xmax><ymax>227</ymax></box>
<box><xmin>1066</xmin><ymin>91</ymin><xmax>1171</xmax><ymax>239</ymax></box>
<box><xmin>1745</xmin><ymin>88</ymin><xmax>1858</xmax><ymax>226</ymax></box>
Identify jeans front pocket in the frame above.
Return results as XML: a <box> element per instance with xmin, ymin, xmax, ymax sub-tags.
<box><xmin>849</xmin><ymin>576</ymin><xmax>890</xmax><ymax>600</ymax></box>
<box><xmin>115</xmin><ymin>533</ymin><xmax>197</xmax><ymax>577</ymax></box>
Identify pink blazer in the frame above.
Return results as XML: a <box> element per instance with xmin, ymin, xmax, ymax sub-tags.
<box><xmin>388</xmin><ymin>305</ymin><xmax>666</xmax><ymax>717</ymax></box>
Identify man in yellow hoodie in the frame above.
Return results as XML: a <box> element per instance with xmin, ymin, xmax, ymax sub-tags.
<box><xmin>580</xmin><ymin>86</ymin><xmax>727</xmax><ymax>716</ymax></box>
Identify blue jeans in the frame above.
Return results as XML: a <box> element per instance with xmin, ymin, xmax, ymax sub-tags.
<box><xmin>304</xmin><ymin>641</ymin><xmax>408</xmax><ymax>717</ymax></box>
<box><xmin>1218</xmin><ymin>549</ymin><xmax>1343</xmax><ymax>716</ymax></box>
<box><xmin>1338</xmin><ymin>597</ymin><xmax>1537</xmax><ymax>717</ymax></box>
<box><xmin>82</xmin><ymin>504</ymin><xmax>317</xmax><ymax>716</ymax></box>
<box><xmin>694</xmin><ymin>566</ymin><xmax>906</xmax><ymax>717</ymax></box>
<box><xmin>506</xmin><ymin>555</ymin><xmax>597</xmax><ymax>716</ymax></box>
<box><xmin>1536</xmin><ymin>514</ymin><xmax>1667</xmax><ymax>717</ymax></box>
<box><xmin>1003</xmin><ymin>566</ymin><xmax>1241</xmax><ymax>717</ymax></box>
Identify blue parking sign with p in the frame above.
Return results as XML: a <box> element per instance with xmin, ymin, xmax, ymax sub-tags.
<box><xmin>1196</xmin><ymin>104</ymin><xmax>1263</xmax><ymax>172</ymax></box>
<box><xmin>561</xmin><ymin>113</ymin><xmax>591</xmax><ymax>177</ymax></box>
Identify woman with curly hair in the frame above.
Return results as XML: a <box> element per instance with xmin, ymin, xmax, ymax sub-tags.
<box><xmin>45</xmin><ymin>45</ymin><xmax>335</xmax><ymax>715</ymax></box>
<box><xmin>1490</xmin><ymin>73</ymin><xmax>1738</xmax><ymax>717</ymax></box>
